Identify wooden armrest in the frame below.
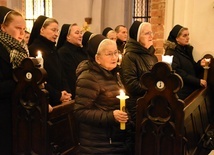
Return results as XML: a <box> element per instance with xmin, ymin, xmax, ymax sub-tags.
<box><xmin>184</xmin><ymin>88</ymin><xmax>207</xmax><ymax>119</ymax></box>
<box><xmin>48</xmin><ymin>100</ymin><xmax>75</xmax><ymax>119</ymax></box>
<box><xmin>184</xmin><ymin>88</ymin><xmax>207</xmax><ymax>106</ymax></box>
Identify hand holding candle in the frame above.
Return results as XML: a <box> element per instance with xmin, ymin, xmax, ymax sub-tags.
<box><xmin>116</xmin><ymin>89</ymin><xmax>129</xmax><ymax>130</ymax></box>
<box><xmin>36</xmin><ymin>51</ymin><xmax>44</xmax><ymax>68</ymax></box>
<box><xmin>202</xmin><ymin>58</ymin><xmax>211</xmax><ymax>80</ymax></box>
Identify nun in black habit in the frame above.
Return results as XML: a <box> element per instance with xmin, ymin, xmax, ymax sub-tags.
<box><xmin>28</xmin><ymin>15</ymin><xmax>71</xmax><ymax>106</ymax></box>
<box><xmin>57</xmin><ymin>24</ymin><xmax>89</xmax><ymax>99</ymax></box>
<box><xmin>164</xmin><ymin>24</ymin><xmax>206</xmax><ymax>100</ymax></box>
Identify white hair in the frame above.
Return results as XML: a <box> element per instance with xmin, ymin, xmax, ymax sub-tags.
<box><xmin>137</xmin><ymin>22</ymin><xmax>151</xmax><ymax>42</ymax></box>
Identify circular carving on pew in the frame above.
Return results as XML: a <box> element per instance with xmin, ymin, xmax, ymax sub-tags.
<box><xmin>156</xmin><ymin>81</ymin><xmax>165</xmax><ymax>90</ymax></box>
<box><xmin>26</xmin><ymin>72</ymin><xmax>32</xmax><ymax>80</ymax></box>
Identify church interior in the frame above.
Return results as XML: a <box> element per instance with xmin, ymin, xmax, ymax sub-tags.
<box><xmin>0</xmin><ymin>0</ymin><xmax>214</xmax><ymax>154</ymax></box>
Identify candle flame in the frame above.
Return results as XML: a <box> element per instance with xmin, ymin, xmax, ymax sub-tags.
<box><xmin>120</xmin><ymin>89</ymin><xmax>125</xmax><ymax>97</ymax></box>
<box><xmin>205</xmin><ymin>58</ymin><xmax>211</xmax><ymax>62</ymax></box>
<box><xmin>37</xmin><ymin>51</ymin><xmax>42</xmax><ymax>58</ymax></box>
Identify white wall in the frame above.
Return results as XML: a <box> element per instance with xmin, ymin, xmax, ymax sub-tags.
<box><xmin>165</xmin><ymin>0</ymin><xmax>214</xmax><ymax>61</ymax></box>
<box><xmin>52</xmin><ymin>0</ymin><xmax>127</xmax><ymax>34</ymax></box>
<box><xmin>102</xmin><ymin>0</ymin><xmax>126</xmax><ymax>30</ymax></box>
<box><xmin>52</xmin><ymin>0</ymin><xmax>95</xmax><ymax>30</ymax></box>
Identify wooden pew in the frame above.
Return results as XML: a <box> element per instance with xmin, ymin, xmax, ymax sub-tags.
<box><xmin>183</xmin><ymin>88</ymin><xmax>211</xmax><ymax>155</ymax></box>
<box><xmin>135</xmin><ymin>62</ymin><xmax>186</xmax><ymax>155</ymax></box>
<box><xmin>184</xmin><ymin>56</ymin><xmax>214</xmax><ymax>155</ymax></box>
<box><xmin>12</xmin><ymin>57</ymin><xmax>78</xmax><ymax>155</ymax></box>
<box><xmin>135</xmin><ymin>56</ymin><xmax>214</xmax><ymax>155</ymax></box>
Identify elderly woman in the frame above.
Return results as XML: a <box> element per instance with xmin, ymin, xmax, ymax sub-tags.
<box><xmin>74</xmin><ymin>34</ymin><xmax>132</xmax><ymax>154</ymax></box>
<box><xmin>28</xmin><ymin>16</ymin><xmax>71</xmax><ymax>106</ymax></box>
<box><xmin>0</xmin><ymin>6</ymin><xmax>28</xmax><ymax>153</ymax></box>
<box><xmin>121</xmin><ymin>21</ymin><xmax>158</xmax><ymax>124</ymax></box>
<box><xmin>164</xmin><ymin>24</ymin><xmax>206</xmax><ymax>100</ymax></box>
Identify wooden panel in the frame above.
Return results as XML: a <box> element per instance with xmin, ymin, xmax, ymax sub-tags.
<box><xmin>12</xmin><ymin>58</ymin><xmax>49</xmax><ymax>155</ymax></box>
<box><xmin>48</xmin><ymin>102</ymin><xmax>78</xmax><ymax>154</ymax></box>
<box><xmin>12</xmin><ymin>58</ymin><xmax>78</xmax><ymax>155</ymax></box>
<box><xmin>183</xmin><ymin>88</ymin><xmax>212</xmax><ymax>155</ymax></box>
<box><xmin>135</xmin><ymin>62</ymin><xmax>185</xmax><ymax>155</ymax></box>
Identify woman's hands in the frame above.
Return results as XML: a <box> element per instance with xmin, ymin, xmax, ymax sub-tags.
<box><xmin>60</xmin><ymin>90</ymin><xmax>72</xmax><ymax>102</ymax></box>
<box><xmin>200</xmin><ymin>79</ymin><xmax>207</xmax><ymax>87</ymax></box>
<box><xmin>113</xmin><ymin>110</ymin><xmax>128</xmax><ymax>123</ymax></box>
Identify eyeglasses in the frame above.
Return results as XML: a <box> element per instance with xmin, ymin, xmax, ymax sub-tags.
<box><xmin>97</xmin><ymin>50</ymin><xmax>119</xmax><ymax>57</ymax></box>
<box><xmin>144</xmin><ymin>31</ymin><xmax>153</xmax><ymax>36</ymax></box>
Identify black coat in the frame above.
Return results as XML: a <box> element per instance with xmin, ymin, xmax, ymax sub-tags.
<box><xmin>164</xmin><ymin>41</ymin><xmax>203</xmax><ymax>100</ymax></box>
<box><xmin>120</xmin><ymin>38</ymin><xmax>158</xmax><ymax>122</ymax></box>
<box><xmin>28</xmin><ymin>35</ymin><xmax>70</xmax><ymax>106</ymax></box>
<box><xmin>116</xmin><ymin>39</ymin><xmax>126</xmax><ymax>54</ymax></box>
<box><xmin>58</xmin><ymin>41</ymin><xmax>88</xmax><ymax>99</ymax></box>
<box><xmin>74</xmin><ymin>60</ymin><xmax>132</xmax><ymax>155</ymax></box>
<box><xmin>0</xmin><ymin>42</ymin><xmax>16</xmax><ymax>154</ymax></box>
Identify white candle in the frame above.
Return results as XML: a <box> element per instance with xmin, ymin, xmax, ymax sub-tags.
<box><xmin>116</xmin><ymin>89</ymin><xmax>129</xmax><ymax>130</ymax></box>
<box><xmin>36</xmin><ymin>51</ymin><xmax>44</xmax><ymax>68</ymax></box>
<box><xmin>203</xmin><ymin>58</ymin><xmax>211</xmax><ymax>80</ymax></box>
<box><xmin>205</xmin><ymin>58</ymin><xmax>211</xmax><ymax>67</ymax></box>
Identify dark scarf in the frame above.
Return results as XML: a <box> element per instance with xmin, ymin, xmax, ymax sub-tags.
<box><xmin>0</xmin><ymin>30</ymin><xmax>29</xmax><ymax>68</ymax></box>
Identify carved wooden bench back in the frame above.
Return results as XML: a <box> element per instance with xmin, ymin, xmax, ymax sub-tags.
<box><xmin>135</xmin><ymin>62</ymin><xmax>186</xmax><ymax>155</ymax></box>
<box><xmin>12</xmin><ymin>57</ymin><xmax>78</xmax><ymax>155</ymax></box>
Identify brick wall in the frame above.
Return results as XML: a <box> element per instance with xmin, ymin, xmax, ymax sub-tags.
<box><xmin>150</xmin><ymin>0</ymin><xmax>165</xmax><ymax>61</ymax></box>
<box><xmin>0</xmin><ymin>0</ymin><xmax>7</xmax><ymax>6</ymax></box>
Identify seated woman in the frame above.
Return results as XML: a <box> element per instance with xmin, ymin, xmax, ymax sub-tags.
<box><xmin>0</xmin><ymin>6</ymin><xmax>29</xmax><ymax>153</ymax></box>
<box><xmin>74</xmin><ymin>34</ymin><xmax>132</xmax><ymax>154</ymax></box>
<box><xmin>164</xmin><ymin>24</ymin><xmax>207</xmax><ymax>100</ymax></box>
<box><xmin>28</xmin><ymin>16</ymin><xmax>71</xmax><ymax>106</ymax></box>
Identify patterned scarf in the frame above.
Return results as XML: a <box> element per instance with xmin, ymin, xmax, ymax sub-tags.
<box><xmin>0</xmin><ymin>29</ymin><xmax>29</xmax><ymax>68</ymax></box>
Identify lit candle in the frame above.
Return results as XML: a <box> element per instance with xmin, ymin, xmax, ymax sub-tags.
<box><xmin>116</xmin><ymin>89</ymin><xmax>129</xmax><ymax>130</ymax></box>
<box><xmin>203</xmin><ymin>58</ymin><xmax>211</xmax><ymax>80</ymax></box>
<box><xmin>205</xmin><ymin>58</ymin><xmax>211</xmax><ymax>67</ymax></box>
<box><xmin>36</xmin><ymin>51</ymin><xmax>44</xmax><ymax>68</ymax></box>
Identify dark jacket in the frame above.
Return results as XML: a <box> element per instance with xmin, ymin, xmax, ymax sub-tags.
<box><xmin>164</xmin><ymin>41</ymin><xmax>203</xmax><ymax>100</ymax></box>
<box><xmin>0</xmin><ymin>42</ymin><xmax>16</xmax><ymax>154</ymax></box>
<box><xmin>28</xmin><ymin>35</ymin><xmax>70</xmax><ymax>106</ymax></box>
<box><xmin>116</xmin><ymin>39</ymin><xmax>126</xmax><ymax>54</ymax></box>
<box><xmin>74</xmin><ymin>60</ymin><xmax>132</xmax><ymax>155</ymax></box>
<box><xmin>121</xmin><ymin>38</ymin><xmax>158</xmax><ymax>122</ymax></box>
<box><xmin>58</xmin><ymin>41</ymin><xmax>88</xmax><ymax>99</ymax></box>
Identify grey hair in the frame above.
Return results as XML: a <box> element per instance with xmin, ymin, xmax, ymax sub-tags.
<box><xmin>137</xmin><ymin>22</ymin><xmax>151</xmax><ymax>41</ymax></box>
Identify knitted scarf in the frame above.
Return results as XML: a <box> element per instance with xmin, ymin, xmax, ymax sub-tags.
<box><xmin>0</xmin><ymin>30</ymin><xmax>29</xmax><ymax>69</ymax></box>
